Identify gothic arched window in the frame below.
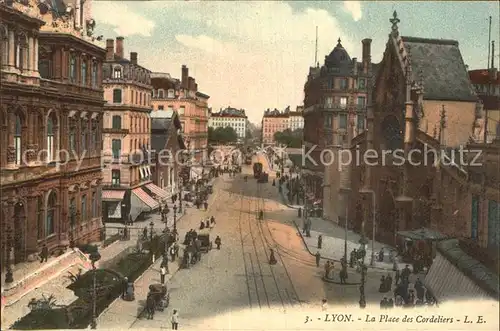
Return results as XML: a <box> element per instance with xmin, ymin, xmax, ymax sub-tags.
<box><xmin>381</xmin><ymin>115</ymin><xmax>402</xmax><ymax>151</ymax></box>
<box><xmin>14</xmin><ymin>114</ymin><xmax>22</xmax><ymax>165</ymax></box>
<box><xmin>47</xmin><ymin>113</ymin><xmax>56</xmax><ymax>162</ymax></box>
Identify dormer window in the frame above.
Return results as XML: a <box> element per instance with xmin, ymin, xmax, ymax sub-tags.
<box><xmin>167</xmin><ymin>89</ymin><xmax>175</xmax><ymax>98</ymax></box>
<box><xmin>113</xmin><ymin>67</ymin><xmax>122</xmax><ymax>79</ymax></box>
<box><xmin>158</xmin><ymin>89</ymin><xmax>165</xmax><ymax>98</ymax></box>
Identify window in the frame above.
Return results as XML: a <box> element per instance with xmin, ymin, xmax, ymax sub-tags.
<box><xmin>81</xmin><ymin>60</ymin><xmax>87</xmax><ymax>85</ymax></box>
<box><xmin>69</xmin><ymin>198</ymin><xmax>76</xmax><ymax>227</ymax></box>
<box><xmin>339</xmin><ymin>114</ymin><xmax>347</xmax><ymax>129</ymax></box>
<box><xmin>92</xmin><ymin>192</ymin><xmax>97</xmax><ymax>218</ymax></box>
<box><xmin>112</xmin><ymin>139</ymin><xmax>121</xmax><ymax>159</ymax></box>
<box><xmin>38</xmin><ymin>49</ymin><xmax>51</xmax><ymax>79</ymax></box>
<box><xmin>112</xmin><ymin>115</ymin><xmax>121</xmax><ymax>129</ymax></box>
<box><xmin>357</xmin><ymin>115</ymin><xmax>365</xmax><ymax>131</ymax></box>
<box><xmin>324</xmin><ymin>114</ymin><xmax>333</xmax><ymax>128</ymax></box>
<box><xmin>139</xmin><ymin>93</ymin><xmax>142</xmax><ymax>105</ymax></box>
<box><xmin>340</xmin><ymin>97</ymin><xmax>348</xmax><ymax>109</ymax></box>
<box><xmin>327</xmin><ymin>78</ymin><xmax>334</xmax><ymax>89</ymax></box>
<box><xmin>111</xmin><ymin>170</ymin><xmax>121</xmax><ymax>186</ymax></box>
<box><xmin>167</xmin><ymin>89</ymin><xmax>175</xmax><ymax>98</ymax></box>
<box><xmin>340</xmin><ymin>78</ymin><xmax>348</xmax><ymax>89</ymax></box>
<box><xmin>69</xmin><ymin>54</ymin><xmax>76</xmax><ymax>83</ymax></box>
<box><xmin>37</xmin><ymin>196</ymin><xmax>43</xmax><ymax>240</ymax></box>
<box><xmin>324</xmin><ymin>97</ymin><xmax>333</xmax><ymax>108</ymax></box>
<box><xmin>92</xmin><ymin>62</ymin><xmax>98</xmax><ymax>87</ymax></box>
<box><xmin>47</xmin><ymin>115</ymin><xmax>55</xmax><ymax>162</ymax></box>
<box><xmin>81</xmin><ymin>195</ymin><xmax>87</xmax><ymax>222</ymax></box>
<box><xmin>113</xmin><ymin>89</ymin><xmax>122</xmax><ymax>103</ymax></box>
<box><xmin>46</xmin><ymin>191</ymin><xmax>56</xmax><ymax>236</ymax></box>
<box><xmin>358</xmin><ymin>79</ymin><xmax>366</xmax><ymax>89</ymax></box>
<box><xmin>158</xmin><ymin>89</ymin><xmax>165</xmax><ymax>98</ymax></box>
<box><xmin>69</xmin><ymin>119</ymin><xmax>76</xmax><ymax>153</ymax></box>
<box><xmin>357</xmin><ymin>96</ymin><xmax>366</xmax><ymax>108</ymax></box>
<box><xmin>81</xmin><ymin>119</ymin><xmax>87</xmax><ymax>152</ymax></box>
<box><xmin>113</xmin><ymin>67</ymin><xmax>122</xmax><ymax>79</ymax></box>
<box><xmin>14</xmin><ymin>114</ymin><xmax>22</xmax><ymax>165</ymax></box>
<box><xmin>135</xmin><ymin>91</ymin><xmax>138</xmax><ymax>104</ymax></box>
<box><xmin>91</xmin><ymin>120</ymin><xmax>98</xmax><ymax>152</ymax></box>
<box><xmin>168</xmin><ymin>105</ymin><xmax>174</xmax><ymax>112</ymax></box>
<box><xmin>158</xmin><ymin>105</ymin><xmax>164</xmax><ymax>110</ymax></box>
<box><xmin>15</xmin><ymin>34</ymin><xmax>28</xmax><ymax>70</ymax></box>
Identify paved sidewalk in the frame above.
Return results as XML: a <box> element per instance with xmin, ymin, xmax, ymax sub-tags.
<box><xmin>279</xmin><ymin>184</ymin><xmax>302</xmax><ymax>209</ymax></box>
<box><xmin>295</xmin><ymin>217</ymin><xmax>406</xmax><ymax>271</ymax></box>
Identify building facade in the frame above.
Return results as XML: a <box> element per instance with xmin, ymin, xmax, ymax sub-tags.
<box><xmin>101</xmin><ymin>38</ymin><xmax>165</xmax><ymax>223</ymax></box>
<box><xmin>346</xmin><ymin>12</ymin><xmax>485</xmax><ymax>248</ymax></box>
<box><xmin>209</xmin><ymin>107</ymin><xmax>248</xmax><ymax>142</ymax></box>
<box><xmin>261</xmin><ymin>108</ymin><xmax>289</xmax><ymax>144</ymax></box>
<box><xmin>151</xmin><ymin>67</ymin><xmax>209</xmax><ymax>170</ymax></box>
<box><xmin>288</xmin><ymin>106</ymin><xmax>304</xmax><ymax>131</ymax></box>
<box><xmin>0</xmin><ymin>0</ymin><xmax>105</xmax><ymax>268</ymax></box>
<box><xmin>469</xmin><ymin>65</ymin><xmax>499</xmax><ymax>143</ymax></box>
<box><xmin>151</xmin><ymin>110</ymin><xmax>185</xmax><ymax>194</ymax></box>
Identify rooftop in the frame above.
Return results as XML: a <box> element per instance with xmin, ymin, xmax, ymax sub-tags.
<box><xmin>212</xmin><ymin>107</ymin><xmax>247</xmax><ymax>118</ymax></box>
<box><xmin>469</xmin><ymin>69</ymin><xmax>500</xmax><ymax>85</ymax></box>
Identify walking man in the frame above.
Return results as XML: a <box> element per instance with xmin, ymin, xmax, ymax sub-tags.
<box><xmin>215</xmin><ymin>236</ymin><xmax>221</xmax><ymax>250</ymax></box>
<box><xmin>204</xmin><ymin>201</ymin><xmax>208</xmax><ymax>211</ymax></box>
<box><xmin>317</xmin><ymin>235</ymin><xmax>322</xmax><ymax>249</ymax></box>
<box><xmin>160</xmin><ymin>265</ymin><xmax>167</xmax><ymax>284</ymax></box>
<box><xmin>315</xmin><ymin>251</ymin><xmax>321</xmax><ymax>267</ymax></box>
<box><xmin>171</xmin><ymin>309</ymin><xmax>179</xmax><ymax>329</ymax></box>
<box><xmin>40</xmin><ymin>244</ymin><xmax>49</xmax><ymax>263</ymax></box>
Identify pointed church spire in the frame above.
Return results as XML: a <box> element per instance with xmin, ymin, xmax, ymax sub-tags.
<box><xmin>390</xmin><ymin>11</ymin><xmax>400</xmax><ymax>37</ymax></box>
<box><xmin>337</xmin><ymin>38</ymin><xmax>342</xmax><ymax>47</ymax></box>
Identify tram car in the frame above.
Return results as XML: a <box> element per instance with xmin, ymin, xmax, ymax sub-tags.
<box><xmin>253</xmin><ymin>162</ymin><xmax>263</xmax><ymax>178</ymax></box>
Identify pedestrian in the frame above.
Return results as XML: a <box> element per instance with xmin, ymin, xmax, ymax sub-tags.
<box><xmin>143</xmin><ymin>227</ymin><xmax>148</xmax><ymax>240</ymax></box>
<box><xmin>394</xmin><ymin>268</ymin><xmax>400</xmax><ymax>285</ymax></box>
<box><xmin>121</xmin><ymin>277</ymin><xmax>128</xmax><ymax>298</ymax></box>
<box><xmin>205</xmin><ymin>218</ymin><xmax>210</xmax><ymax>229</ymax></box>
<box><xmin>317</xmin><ymin>235</ymin><xmax>322</xmax><ymax>249</ymax></box>
<box><xmin>160</xmin><ymin>265</ymin><xmax>167</xmax><ymax>284</ymax></box>
<box><xmin>199</xmin><ymin>221</ymin><xmax>205</xmax><ymax>230</ymax></box>
<box><xmin>215</xmin><ymin>236</ymin><xmax>221</xmax><ymax>250</ymax></box>
<box><xmin>171</xmin><ymin>195</ymin><xmax>175</xmax><ymax>204</ymax></box>
<box><xmin>171</xmin><ymin>309</ymin><xmax>179</xmax><ymax>329</ymax></box>
<box><xmin>204</xmin><ymin>201</ymin><xmax>208</xmax><ymax>210</ymax></box>
<box><xmin>315</xmin><ymin>251</ymin><xmax>321</xmax><ymax>267</ymax></box>
<box><xmin>40</xmin><ymin>244</ymin><xmax>49</xmax><ymax>263</ymax></box>
<box><xmin>170</xmin><ymin>246</ymin><xmax>176</xmax><ymax>262</ymax></box>
<box><xmin>146</xmin><ymin>294</ymin><xmax>155</xmax><ymax>320</ymax></box>
<box><xmin>269</xmin><ymin>248</ymin><xmax>277</xmax><ymax>265</ymax></box>
<box><xmin>321</xmin><ymin>299</ymin><xmax>328</xmax><ymax>311</ymax></box>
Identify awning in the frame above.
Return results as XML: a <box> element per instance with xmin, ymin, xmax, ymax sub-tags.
<box><xmin>102</xmin><ymin>190</ymin><xmax>126</xmax><ymax>201</ymax></box>
<box><xmin>132</xmin><ymin>187</ymin><xmax>159</xmax><ymax>210</ymax></box>
<box><xmin>145</xmin><ymin>183</ymin><xmax>169</xmax><ymax>200</ymax></box>
<box><xmin>397</xmin><ymin>228</ymin><xmax>448</xmax><ymax>241</ymax></box>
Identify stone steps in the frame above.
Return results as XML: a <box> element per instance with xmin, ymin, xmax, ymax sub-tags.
<box><xmin>1</xmin><ymin>248</ymin><xmax>92</xmax><ymax>309</ymax></box>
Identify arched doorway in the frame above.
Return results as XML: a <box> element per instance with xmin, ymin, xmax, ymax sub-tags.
<box><xmin>13</xmin><ymin>201</ymin><xmax>26</xmax><ymax>263</ymax></box>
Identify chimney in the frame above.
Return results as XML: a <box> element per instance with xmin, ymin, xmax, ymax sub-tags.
<box><xmin>106</xmin><ymin>39</ymin><xmax>114</xmax><ymax>60</ymax></box>
<box><xmin>362</xmin><ymin>38</ymin><xmax>372</xmax><ymax>61</ymax></box>
<box><xmin>115</xmin><ymin>36</ymin><xmax>124</xmax><ymax>59</ymax></box>
<box><xmin>188</xmin><ymin>77</ymin><xmax>195</xmax><ymax>91</ymax></box>
<box><xmin>353</xmin><ymin>57</ymin><xmax>358</xmax><ymax>75</ymax></box>
<box><xmin>130</xmin><ymin>52</ymin><xmax>138</xmax><ymax>65</ymax></box>
<box><xmin>194</xmin><ymin>83</ymin><xmax>198</xmax><ymax>92</ymax></box>
<box><xmin>181</xmin><ymin>65</ymin><xmax>189</xmax><ymax>89</ymax></box>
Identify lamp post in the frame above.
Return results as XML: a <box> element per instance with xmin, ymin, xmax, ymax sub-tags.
<box><xmin>149</xmin><ymin>221</ymin><xmax>154</xmax><ymax>241</ymax></box>
<box><xmin>359</xmin><ymin>188</ymin><xmax>376</xmax><ymax>266</ymax></box>
<box><xmin>178</xmin><ymin>180</ymin><xmax>183</xmax><ymax>214</ymax></box>
<box><xmin>4</xmin><ymin>226</ymin><xmax>14</xmax><ymax>283</ymax></box>
<box><xmin>339</xmin><ymin>187</ymin><xmax>351</xmax><ymax>261</ymax></box>
<box><xmin>173</xmin><ymin>204</ymin><xmax>177</xmax><ymax>234</ymax></box>
<box><xmin>359</xmin><ymin>258</ymin><xmax>367</xmax><ymax>308</ymax></box>
<box><xmin>89</xmin><ymin>249</ymin><xmax>101</xmax><ymax>329</ymax></box>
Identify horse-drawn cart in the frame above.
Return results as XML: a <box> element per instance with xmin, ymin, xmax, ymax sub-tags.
<box><xmin>197</xmin><ymin>229</ymin><xmax>213</xmax><ymax>253</ymax></box>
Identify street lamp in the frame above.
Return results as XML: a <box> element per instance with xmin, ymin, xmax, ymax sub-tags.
<box><xmin>4</xmin><ymin>226</ymin><xmax>14</xmax><ymax>283</ymax></box>
<box><xmin>359</xmin><ymin>260</ymin><xmax>367</xmax><ymax>308</ymax></box>
<box><xmin>149</xmin><ymin>221</ymin><xmax>154</xmax><ymax>241</ymax></box>
<box><xmin>359</xmin><ymin>187</ymin><xmax>376</xmax><ymax>266</ymax></box>
<box><xmin>178</xmin><ymin>181</ymin><xmax>183</xmax><ymax>214</ymax></box>
<box><xmin>89</xmin><ymin>249</ymin><xmax>101</xmax><ymax>329</ymax></box>
<box><xmin>173</xmin><ymin>204</ymin><xmax>177</xmax><ymax>234</ymax></box>
<box><xmin>339</xmin><ymin>187</ymin><xmax>351</xmax><ymax>261</ymax></box>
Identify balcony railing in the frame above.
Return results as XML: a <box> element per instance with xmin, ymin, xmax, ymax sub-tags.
<box><xmin>103</xmin><ymin>128</ymin><xmax>129</xmax><ymax>134</ymax></box>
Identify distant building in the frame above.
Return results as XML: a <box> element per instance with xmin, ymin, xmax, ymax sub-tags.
<box><xmin>288</xmin><ymin>106</ymin><xmax>304</xmax><ymax>131</ymax></box>
<box><xmin>151</xmin><ymin>67</ymin><xmax>209</xmax><ymax>176</ymax></box>
<box><xmin>209</xmin><ymin>107</ymin><xmax>248</xmax><ymax>142</ymax></box>
<box><xmin>261</xmin><ymin>108</ymin><xmax>290</xmax><ymax>144</ymax></box>
<box><xmin>469</xmin><ymin>64</ymin><xmax>500</xmax><ymax>143</ymax></box>
<box><xmin>101</xmin><ymin>38</ymin><xmax>166</xmax><ymax>223</ymax></box>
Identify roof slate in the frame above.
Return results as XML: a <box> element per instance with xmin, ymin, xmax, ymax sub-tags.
<box><xmin>401</xmin><ymin>37</ymin><xmax>477</xmax><ymax>102</ymax></box>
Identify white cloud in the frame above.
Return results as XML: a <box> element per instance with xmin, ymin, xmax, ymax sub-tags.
<box><xmin>343</xmin><ymin>1</ymin><xmax>362</xmax><ymax>22</ymax></box>
<box><xmin>175</xmin><ymin>35</ymin><xmax>237</xmax><ymax>55</ymax></box>
<box><xmin>92</xmin><ymin>3</ymin><xmax>155</xmax><ymax>37</ymax></box>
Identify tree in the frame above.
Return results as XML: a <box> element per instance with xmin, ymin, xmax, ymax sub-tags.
<box><xmin>274</xmin><ymin>128</ymin><xmax>303</xmax><ymax>148</ymax></box>
<box><xmin>208</xmin><ymin>126</ymin><xmax>238</xmax><ymax>144</ymax></box>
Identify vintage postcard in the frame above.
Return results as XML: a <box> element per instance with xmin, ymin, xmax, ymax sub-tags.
<box><xmin>0</xmin><ymin>1</ymin><xmax>499</xmax><ymax>330</ymax></box>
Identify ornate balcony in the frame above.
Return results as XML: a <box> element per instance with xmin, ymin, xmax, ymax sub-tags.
<box><xmin>40</xmin><ymin>79</ymin><xmax>103</xmax><ymax>100</ymax></box>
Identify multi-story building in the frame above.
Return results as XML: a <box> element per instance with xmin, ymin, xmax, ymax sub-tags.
<box><xmin>302</xmin><ymin>37</ymin><xmax>377</xmax><ymax>220</ymax></box>
<box><xmin>288</xmin><ymin>106</ymin><xmax>304</xmax><ymax>131</ymax></box>
<box><xmin>261</xmin><ymin>108</ymin><xmax>290</xmax><ymax>144</ymax></box>
<box><xmin>151</xmin><ymin>67</ymin><xmax>209</xmax><ymax>176</ymax></box>
<box><xmin>209</xmin><ymin>107</ymin><xmax>248</xmax><ymax>142</ymax></box>
<box><xmin>151</xmin><ymin>110</ymin><xmax>185</xmax><ymax>195</ymax></box>
<box><xmin>0</xmin><ymin>0</ymin><xmax>105</xmax><ymax>268</ymax></box>
<box><xmin>101</xmin><ymin>38</ymin><xmax>165</xmax><ymax>223</ymax></box>
<box><xmin>469</xmin><ymin>63</ymin><xmax>499</xmax><ymax>143</ymax></box>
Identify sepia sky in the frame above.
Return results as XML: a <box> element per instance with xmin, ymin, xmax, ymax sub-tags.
<box><xmin>92</xmin><ymin>1</ymin><xmax>499</xmax><ymax>124</ymax></box>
